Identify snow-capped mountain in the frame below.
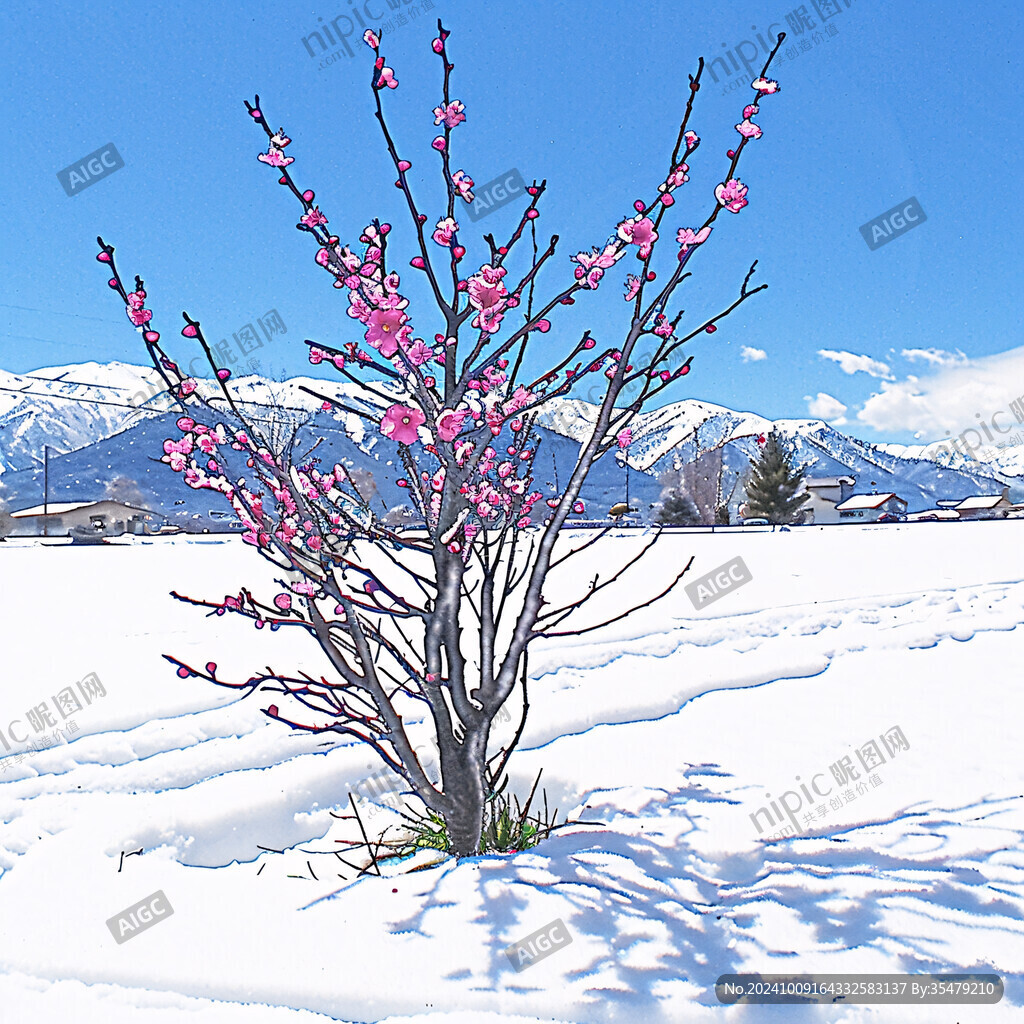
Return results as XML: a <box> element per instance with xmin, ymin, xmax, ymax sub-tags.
<box><xmin>536</xmin><ymin>394</ymin><xmax>1021</xmax><ymax>507</ymax></box>
<box><xmin>0</xmin><ymin>362</ymin><xmax>1018</xmax><ymax>517</ymax></box>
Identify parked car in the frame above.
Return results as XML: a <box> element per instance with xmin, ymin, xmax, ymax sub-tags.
<box><xmin>877</xmin><ymin>512</ymin><xmax>907</xmax><ymax>523</ymax></box>
<box><xmin>741</xmin><ymin>518</ymin><xmax>771</xmax><ymax>526</ymax></box>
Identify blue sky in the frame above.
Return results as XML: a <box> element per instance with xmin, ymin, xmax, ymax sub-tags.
<box><xmin>1</xmin><ymin>0</ymin><xmax>1021</xmax><ymax>447</ymax></box>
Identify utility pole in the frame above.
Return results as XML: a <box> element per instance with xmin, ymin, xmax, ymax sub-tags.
<box><xmin>43</xmin><ymin>445</ymin><xmax>49</xmax><ymax>538</ymax></box>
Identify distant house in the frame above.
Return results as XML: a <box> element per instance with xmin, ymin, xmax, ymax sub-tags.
<box><xmin>9</xmin><ymin>500</ymin><xmax>165</xmax><ymax>537</ymax></box>
<box><xmin>905</xmin><ymin>508</ymin><xmax>960</xmax><ymax>523</ymax></box>
<box><xmin>803</xmin><ymin>475</ymin><xmax>856</xmax><ymax>525</ymax></box>
<box><xmin>834</xmin><ymin>492</ymin><xmax>908</xmax><ymax>523</ymax></box>
<box><xmin>953</xmin><ymin>487</ymin><xmax>1013</xmax><ymax>521</ymax></box>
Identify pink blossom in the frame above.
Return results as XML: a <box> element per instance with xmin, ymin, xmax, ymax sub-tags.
<box><xmin>616</xmin><ymin>216</ymin><xmax>659</xmax><ymax>259</ymax></box>
<box><xmin>274</xmin><ymin>594</ymin><xmax>292</xmax><ymax>611</ymax></box>
<box><xmin>403</xmin><ymin>339</ymin><xmax>434</xmax><ymax>366</ymax></box>
<box><xmin>126</xmin><ymin>304</ymin><xmax>152</xmax><ymax>326</ymax></box>
<box><xmin>751</xmin><ymin>77</ymin><xmax>780</xmax><ymax>94</ymax></box>
<box><xmin>662</xmin><ymin>163</ymin><xmax>689</xmax><ymax>190</ymax></box>
<box><xmin>257</xmin><ymin>148</ymin><xmax>293</xmax><ymax>167</ymax></box>
<box><xmin>436</xmin><ymin>408</ymin><xmax>469</xmax><ymax>442</ymax></box>
<box><xmin>433</xmin><ymin>100</ymin><xmax>466</xmax><ymax>128</ymax></box>
<box><xmin>653</xmin><ymin>318</ymin><xmax>673</xmax><ymax>338</ymax></box>
<box><xmin>684</xmin><ymin>130</ymin><xmax>699</xmax><ymax>148</ymax></box>
<box><xmin>376</xmin><ymin>67</ymin><xmax>398</xmax><ymax>89</ymax></box>
<box><xmin>676</xmin><ymin>225</ymin><xmax>712</xmax><ymax>254</ymax></box>
<box><xmin>452</xmin><ymin>169</ymin><xmax>475</xmax><ymax>202</ymax></box>
<box><xmin>363</xmin><ymin>29</ymin><xmax>379</xmax><ymax>48</ymax></box>
<box><xmin>743</xmin><ymin>103</ymin><xmax>760</xmax><ymax>118</ymax></box>
<box><xmin>714</xmin><ymin>179</ymin><xmax>749</xmax><ymax>213</ymax></box>
<box><xmin>616</xmin><ymin>429</ymin><xmax>632</xmax><ymax>448</ymax></box>
<box><xmin>365</xmin><ymin>308</ymin><xmax>407</xmax><ymax>357</ymax></box>
<box><xmin>474</xmin><ymin>307</ymin><xmax>504</xmax><ymax>334</ymax></box>
<box><xmin>432</xmin><ymin>216</ymin><xmax>458</xmax><ymax>247</ymax></box>
<box><xmin>300</xmin><ymin>206</ymin><xmax>328</xmax><ymax>228</ymax></box>
<box><xmin>381</xmin><ymin>404</ymin><xmax>425</xmax><ymax>445</ymax></box>
<box><xmin>735</xmin><ymin>119</ymin><xmax>762</xmax><ymax>139</ymax></box>
<box><xmin>467</xmin><ymin>265</ymin><xmax>508</xmax><ymax>314</ymax></box>
<box><xmin>504</xmin><ymin>384</ymin><xmax>535</xmax><ymax>414</ymax></box>
<box><xmin>570</xmin><ymin>244</ymin><xmax>624</xmax><ymax>289</ymax></box>
<box><xmin>624</xmin><ymin>274</ymin><xmax>641</xmax><ymax>301</ymax></box>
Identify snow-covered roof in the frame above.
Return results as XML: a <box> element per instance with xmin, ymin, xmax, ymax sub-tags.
<box><xmin>805</xmin><ymin>476</ymin><xmax>855</xmax><ymax>488</ymax></box>
<box><xmin>906</xmin><ymin>508</ymin><xmax>960</xmax><ymax>521</ymax></box>
<box><xmin>955</xmin><ymin>495</ymin><xmax>1010</xmax><ymax>510</ymax></box>
<box><xmin>11</xmin><ymin>501</ymin><xmax>96</xmax><ymax>517</ymax></box>
<box><xmin>11</xmin><ymin>500</ymin><xmax>155</xmax><ymax>518</ymax></box>
<box><xmin>835</xmin><ymin>493</ymin><xmax>904</xmax><ymax>510</ymax></box>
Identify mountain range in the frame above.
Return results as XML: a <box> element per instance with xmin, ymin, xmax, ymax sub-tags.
<box><xmin>0</xmin><ymin>361</ymin><xmax>1018</xmax><ymax>524</ymax></box>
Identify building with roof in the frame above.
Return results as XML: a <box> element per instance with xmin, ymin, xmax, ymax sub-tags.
<box><xmin>8</xmin><ymin>500</ymin><xmax>165</xmax><ymax>538</ymax></box>
<box><xmin>803</xmin><ymin>475</ymin><xmax>856</xmax><ymax>525</ymax></box>
<box><xmin>834</xmin><ymin>492</ymin><xmax>908</xmax><ymax>523</ymax></box>
<box><xmin>952</xmin><ymin>487</ymin><xmax>1013</xmax><ymax>521</ymax></box>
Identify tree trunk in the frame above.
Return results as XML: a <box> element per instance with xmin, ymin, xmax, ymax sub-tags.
<box><xmin>440</xmin><ymin>740</ymin><xmax>488</xmax><ymax>858</ymax></box>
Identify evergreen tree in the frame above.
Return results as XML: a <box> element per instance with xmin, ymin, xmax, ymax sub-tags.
<box><xmin>743</xmin><ymin>430</ymin><xmax>810</xmax><ymax>524</ymax></box>
<box><xmin>654</xmin><ymin>489</ymin><xmax>702</xmax><ymax>526</ymax></box>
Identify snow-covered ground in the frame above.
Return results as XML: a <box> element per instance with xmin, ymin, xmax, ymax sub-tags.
<box><xmin>0</xmin><ymin>523</ymin><xmax>1022</xmax><ymax>1022</ymax></box>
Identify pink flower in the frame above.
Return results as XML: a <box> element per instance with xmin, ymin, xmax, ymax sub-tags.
<box><xmin>743</xmin><ymin>103</ymin><xmax>760</xmax><ymax>118</ymax></box>
<box><xmin>436</xmin><ymin>408</ymin><xmax>469</xmax><ymax>442</ymax></box>
<box><xmin>365</xmin><ymin>308</ymin><xmax>407</xmax><ymax>357</ymax></box>
<box><xmin>676</xmin><ymin>225</ymin><xmax>712</xmax><ymax>253</ymax></box>
<box><xmin>662</xmin><ymin>163</ymin><xmax>689</xmax><ymax>190</ymax></box>
<box><xmin>433</xmin><ymin>100</ymin><xmax>466</xmax><ymax>128</ymax></box>
<box><xmin>735</xmin><ymin>119</ymin><xmax>762</xmax><ymax>139</ymax></box>
<box><xmin>571</xmin><ymin>244</ymin><xmax>624</xmax><ymax>289</ymax></box>
<box><xmin>301</xmin><ymin>206</ymin><xmax>328</xmax><ymax>228</ymax></box>
<box><xmin>714</xmin><ymin>179</ymin><xmax>749</xmax><ymax>213</ymax></box>
<box><xmin>403</xmin><ymin>339</ymin><xmax>434</xmax><ymax>366</ymax></box>
<box><xmin>363</xmin><ymin>29</ymin><xmax>379</xmax><ymax>48</ymax></box>
<box><xmin>684</xmin><ymin>130</ymin><xmax>699</xmax><ymax>148</ymax></box>
<box><xmin>467</xmin><ymin>265</ymin><xmax>508</xmax><ymax>314</ymax></box>
<box><xmin>126</xmin><ymin>304</ymin><xmax>152</xmax><ymax>326</ymax></box>
<box><xmin>452</xmin><ymin>169</ymin><xmax>475</xmax><ymax>202</ymax></box>
<box><xmin>381</xmin><ymin>404</ymin><xmax>425</xmax><ymax>445</ymax></box>
<box><xmin>274</xmin><ymin>594</ymin><xmax>292</xmax><ymax>611</ymax></box>
<box><xmin>376</xmin><ymin>67</ymin><xmax>398</xmax><ymax>89</ymax></box>
<box><xmin>624</xmin><ymin>274</ymin><xmax>641</xmax><ymax>301</ymax></box>
<box><xmin>751</xmin><ymin>77</ymin><xmax>780</xmax><ymax>94</ymax></box>
<box><xmin>617</xmin><ymin>429</ymin><xmax>632</xmax><ymax>448</ymax></box>
<box><xmin>616</xmin><ymin>216</ymin><xmax>658</xmax><ymax>259</ymax></box>
<box><xmin>475</xmin><ymin>307</ymin><xmax>504</xmax><ymax>334</ymax></box>
<box><xmin>257</xmin><ymin>148</ymin><xmax>293</xmax><ymax>167</ymax></box>
<box><xmin>432</xmin><ymin>216</ymin><xmax>458</xmax><ymax>246</ymax></box>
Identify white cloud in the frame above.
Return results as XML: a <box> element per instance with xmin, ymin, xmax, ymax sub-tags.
<box><xmin>856</xmin><ymin>345</ymin><xmax>1024</xmax><ymax>440</ymax></box>
<box><xmin>804</xmin><ymin>392</ymin><xmax>848</xmax><ymax>425</ymax></box>
<box><xmin>901</xmin><ymin>347</ymin><xmax>969</xmax><ymax>367</ymax></box>
<box><xmin>818</xmin><ymin>349</ymin><xmax>894</xmax><ymax>380</ymax></box>
<box><xmin>740</xmin><ymin>346</ymin><xmax>767</xmax><ymax>362</ymax></box>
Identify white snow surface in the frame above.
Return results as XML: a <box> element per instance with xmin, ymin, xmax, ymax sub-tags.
<box><xmin>0</xmin><ymin>522</ymin><xmax>1022</xmax><ymax>1022</ymax></box>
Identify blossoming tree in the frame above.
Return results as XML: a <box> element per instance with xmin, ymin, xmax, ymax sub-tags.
<box><xmin>94</xmin><ymin>21</ymin><xmax>786</xmax><ymax>858</ymax></box>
